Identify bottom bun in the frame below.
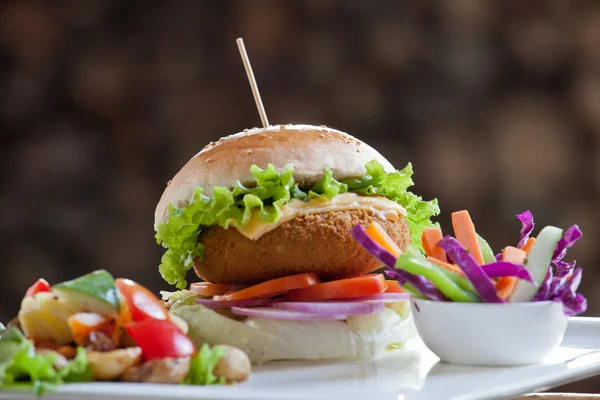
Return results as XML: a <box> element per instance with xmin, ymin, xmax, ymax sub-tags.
<box><xmin>169</xmin><ymin>301</ymin><xmax>416</xmax><ymax>364</ymax></box>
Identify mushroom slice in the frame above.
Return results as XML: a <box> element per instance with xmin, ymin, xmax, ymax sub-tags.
<box><xmin>121</xmin><ymin>356</ymin><xmax>191</xmax><ymax>384</ymax></box>
<box><xmin>87</xmin><ymin>347</ymin><xmax>142</xmax><ymax>381</ymax></box>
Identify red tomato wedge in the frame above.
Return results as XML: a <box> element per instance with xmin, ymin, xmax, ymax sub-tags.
<box><xmin>219</xmin><ymin>273</ymin><xmax>320</xmax><ymax>301</ymax></box>
<box><xmin>25</xmin><ymin>279</ymin><xmax>51</xmax><ymax>297</ymax></box>
<box><xmin>385</xmin><ymin>280</ymin><xmax>405</xmax><ymax>293</ymax></box>
<box><xmin>126</xmin><ymin>319</ymin><xmax>195</xmax><ymax>361</ymax></box>
<box><xmin>116</xmin><ymin>278</ymin><xmax>169</xmax><ymax>321</ymax></box>
<box><xmin>189</xmin><ymin>282</ymin><xmax>246</xmax><ymax>297</ymax></box>
<box><xmin>282</xmin><ymin>274</ymin><xmax>386</xmax><ymax>302</ymax></box>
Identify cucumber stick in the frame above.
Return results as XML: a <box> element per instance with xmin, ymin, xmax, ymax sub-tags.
<box><xmin>52</xmin><ymin>270</ymin><xmax>120</xmax><ymax>315</ymax></box>
<box><xmin>508</xmin><ymin>226</ymin><xmax>563</xmax><ymax>302</ymax></box>
<box><xmin>477</xmin><ymin>234</ymin><xmax>496</xmax><ymax>264</ymax></box>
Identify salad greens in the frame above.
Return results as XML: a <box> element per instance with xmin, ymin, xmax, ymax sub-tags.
<box><xmin>352</xmin><ymin>210</ymin><xmax>587</xmax><ymax>316</ymax></box>
<box><xmin>156</xmin><ymin>160</ymin><xmax>440</xmax><ymax>289</ymax></box>
<box><xmin>183</xmin><ymin>344</ymin><xmax>225</xmax><ymax>385</ymax></box>
<box><xmin>0</xmin><ymin>328</ymin><xmax>92</xmax><ymax>394</ymax></box>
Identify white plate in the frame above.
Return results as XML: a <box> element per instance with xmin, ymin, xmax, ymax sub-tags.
<box><xmin>4</xmin><ymin>317</ymin><xmax>600</xmax><ymax>400</ymax></box>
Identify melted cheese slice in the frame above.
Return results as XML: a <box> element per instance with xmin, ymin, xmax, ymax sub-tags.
<box><xmin>235</xmin><ymin>193</ymin><xmax>407</xmax><ymax>240</ymax></box>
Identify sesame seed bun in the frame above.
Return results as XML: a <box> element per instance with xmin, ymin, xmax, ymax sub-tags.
<box><xmin>154</xmin><ymin>124</ymin><xmax>394</xmax><ymax>229</ymax></box>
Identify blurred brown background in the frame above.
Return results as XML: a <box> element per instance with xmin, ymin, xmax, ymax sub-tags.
<box><xmin>1</xmin><ymin>0</ymin><xmax>599</xmax><ymax>393</ymax></box>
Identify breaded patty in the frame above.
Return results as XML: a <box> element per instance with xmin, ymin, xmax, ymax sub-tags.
<box><xmin>194</xmin><ymin>209</ymin><xmax>410</xmax><ymax>284</ymax></box>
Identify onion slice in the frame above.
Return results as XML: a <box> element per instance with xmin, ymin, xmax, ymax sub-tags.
<box><xmin>272</xmin><ymin>301</ymin><xmax>384</xmax><ymax>315</ymax></box>
<box><xmin>196</xmin><ymin>297</ymin><xmax>271</xmax><ymax>309</ymax></box>
<box><xmin>341</xmin><ymin>292</ymin><xmax>411</xmax><ymax>303</ymax></box>
<box><xmin>230</xmin><ymin>307</ymin><xmax>348</xmax><ymax>320</ymax></box>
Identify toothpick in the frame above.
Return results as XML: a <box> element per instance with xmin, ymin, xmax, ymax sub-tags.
<box><xmin>236</xmin><ymin>38</ymin><xmax>270</xmax><ymax>128</ymax></box>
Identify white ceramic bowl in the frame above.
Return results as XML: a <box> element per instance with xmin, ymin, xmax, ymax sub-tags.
<box><xmin>411</xmin><ymin>298</ymin><xmax>568</xmax><ymax>366</ymax></box>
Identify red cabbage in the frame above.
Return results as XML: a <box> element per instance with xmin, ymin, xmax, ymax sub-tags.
<box><xmin>552</xmin><ymin>225</ymin><xmax>582</xmax><ymax>263</ymax></box>
<box><xmin>555</xmin><ymin>260</ymin><xmax>576</xmax><ymax>278</ymax></box>
<box><xmin>526</xmin><ymin>222</ymin><xmax>586</xmax><ymax>316</ymax></box>
<box><xmin>438</xmin><ymin>236</ymin><xmax>505</xmax><ymax>303</ymax></box>
<box><xmin>553</xmin><ymin>268</ymin><xmax>586</xmax><ymax>316</ymax></box>
<box><xmin>544</xmin><ymin>261</ymin><xmax>577</xmax><ymax>300</ymax></box>
<box><xmin>481</xmin><ymin>262</ymin><xmax>533</xmax><ymax>282</ymax></box>
<box><xmin>532</xmin><ymin>269</ymin><xmax>553</xmax><ymax>301</ymax></box>
<box><xmin>517</xmin><ymin>210</ymin><xmax>535</xmax><ymax>249</ymax></box>
<box><xmin>559</xmin><ymin>293</ymin><xmax>587</xmax><ymax>317</ymax></box>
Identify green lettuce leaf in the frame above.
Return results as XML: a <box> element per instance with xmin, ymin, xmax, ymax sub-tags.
<box><xmin>183</xmin><ymin>343</ymin><xmax>225</xmax><ymax>385</ymax></box>
<box><xmin>0</xmin><ymin>327</ymin><xmax>60</xmax><ymax>394</ymax></box>
<box><xmin>59</xmin><ymin>347</ymin><xmax>93</xmax><ymax>383</ymax></box>
<box><xmin>0</xmin><ymin>328</ymin><xmax>92</xmax><ymax>394</ymax></box>
<box><xmin>308</xmin><ymin>169</ymin><xmax>348</xmax><ymax>199</ymax></box>
<box><xmin>342</xmin><ymin>161</ymin><xmax>439</xmax><ymax>250</ymax></box>
<box><xmin>157</xmin><ymin>160</ymin><xmax>439</xmax><ymax>288</ymax></box>
<box><xmin>156</xmin><ymin>164</ymin><xmax>300</xmax><ymax>289</ymax></box>
<box><xmin>160</xmin><ymin>289</ymin><xmax>199</xmax><ymax>307</ymax></box>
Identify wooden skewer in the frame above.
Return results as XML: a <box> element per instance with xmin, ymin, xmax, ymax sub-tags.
<box><xmin>236</xmin><ymin>38</ymin><xmax>269</xmax><ymax>128</ymax></box>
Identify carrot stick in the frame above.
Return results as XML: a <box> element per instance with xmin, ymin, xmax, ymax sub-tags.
<box><xmin>422</xmin><ymin>227</ymin><xmax>447</xmax><ymax>262</ymax></box>
<box><xmin>495</xmin><ymin>278</ymin><xmax>516</xmax><ymax>300</ymax></box>
<box><xmin>521</xmin><ymin>237</ymin><xmax>536</xmax><ymax>254</ymax></box>
<box><xmin>427</xmin><ymin>256</ymin><xmax>465</xmax><ymax>277</ymax></box>
<box><xmin>451</xmin><ymin>210</ymin><xmax>485</xmax><ymax>265</ymax></box>
<box><xmin>496</xmin><ymin>246</ymin><xmax>527</xmax><ymax>299</ymax></box>
<box><xmin>365</xmin><ymin>221</ymin><xmax>402</xmax><ymax>257</ymax></box>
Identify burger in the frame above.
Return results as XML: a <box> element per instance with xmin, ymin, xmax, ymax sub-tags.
<box><xmin>155</xmin><ymin>124</ymin><xmax>439</xmax><ymax>363</ymax></box>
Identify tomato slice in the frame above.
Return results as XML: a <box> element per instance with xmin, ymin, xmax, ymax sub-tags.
<box><xmin>218</xmin><ymin>273</ymin><xmax>320</xmax><ymax>301</ymax></box>
<box><xmin>281</xmin><ymin>274</ymin><xmax>386</xmax><ymax>302</ymax></box>
<box><xmin>25</xmin><ymin>279</ymin><xmax>51</xmax><ymax>297</ymax></box>
<box><xmin>126</xmin><ymin>319</ymin><xmax>195</xmax><ymax>361</ymax></box>
<box><xmin>189</xmin><ymin>282</ymin><xmax>246</xmax><ymax>297</ymax></box>
<box><xmin>385</xmin><ymin>280</ymin><xmax>405</xmax><ymax>293</ymax></box>
<box><xmin>116</xmin><ymin>278</ymin><xmax>168</xmax><ymax>321</ymax></box>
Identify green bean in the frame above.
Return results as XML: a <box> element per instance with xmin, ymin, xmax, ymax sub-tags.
<box><xmin>396</xmin><ymin>256</ymin><xmax>479</xmax><ymax>303</ymax></box>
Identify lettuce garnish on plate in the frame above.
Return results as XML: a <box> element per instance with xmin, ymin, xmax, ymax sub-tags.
<box><xmin>0</xmin><ymin>328</ymin><xmax>92</xmax><ymax>394</ymax></box>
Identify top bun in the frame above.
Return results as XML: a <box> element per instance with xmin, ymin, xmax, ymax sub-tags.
<box><xmin>154</xmin><ymin>124</ymin><xmax>394</xmax><ymax>228</ymax></box>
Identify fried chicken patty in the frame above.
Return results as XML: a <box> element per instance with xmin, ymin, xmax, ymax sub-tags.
<box><xmin>194</xmin><ymin>209</ymin><xmax>410</xmax><ymax>284</ymax></box>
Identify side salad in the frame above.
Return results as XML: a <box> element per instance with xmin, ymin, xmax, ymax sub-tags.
<box><xmin>0</xmin><ymin>270</ymin><xmax>251</xmax><ymax>394</ymax></box>
<box><xmin>352</xmin><ymin>210</ymin><xmax>586</xmax><ymax>316</ymax></box>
